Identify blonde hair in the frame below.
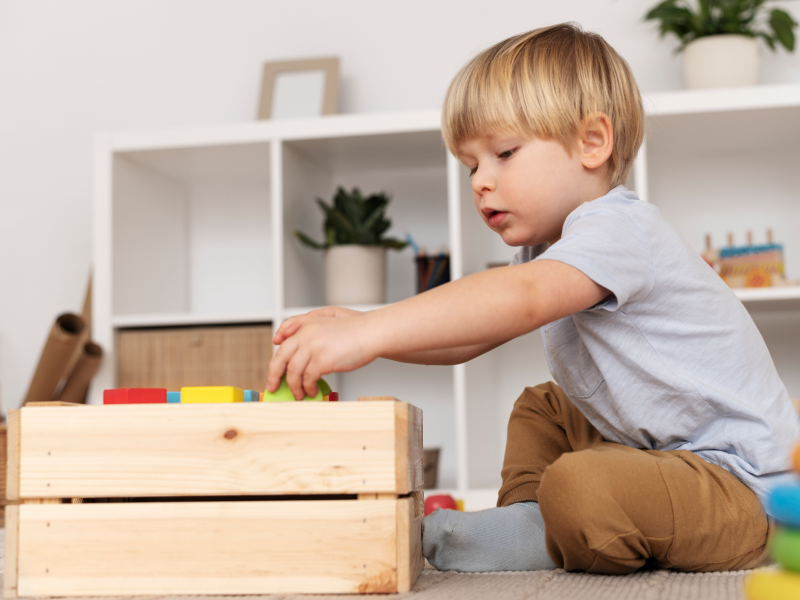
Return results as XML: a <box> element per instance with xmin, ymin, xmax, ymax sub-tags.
<box><xmin>442</xmin><ymin>23</ymin><xmax>644</xmax><ymax>186</ymax></box>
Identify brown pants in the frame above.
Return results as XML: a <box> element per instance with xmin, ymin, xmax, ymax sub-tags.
<box><xmin>498</xmin><ymin>382</ymin><xmax>772</xmax><ymax>574</ymax></box>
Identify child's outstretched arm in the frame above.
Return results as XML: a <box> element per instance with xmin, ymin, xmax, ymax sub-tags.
<box><xmin>267</xmin><ymin>259</ymin><xmax>608</xmax><ymax>399</ymax></box>
<box><xmin>274</xmin><ymin>306</ymin><xmax>503</xmax><ymax>366</ymax></box>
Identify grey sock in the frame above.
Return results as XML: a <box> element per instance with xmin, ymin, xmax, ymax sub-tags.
<box><xmin>422</xmin><ymin>501</ymin><xmax>558</xmax><ymax>572</ymax></box>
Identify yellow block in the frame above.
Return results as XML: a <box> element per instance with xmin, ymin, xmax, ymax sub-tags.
<box><xmin>745</xmin><ymin>570</ymin><xmax>800</xmax><ymax>600</ymax></box>
<box><xmin>180</xmin><ymin>387</ymin><xmax>244</xmax><ymax>403</ymax></box>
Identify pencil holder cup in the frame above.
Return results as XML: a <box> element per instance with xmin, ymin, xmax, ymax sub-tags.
<box><xmin>416</xmin><ymin>254</ymin><xmax>450</xmax><ymax>293</ymax></box>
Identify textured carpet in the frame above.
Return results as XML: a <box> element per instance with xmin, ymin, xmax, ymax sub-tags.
<box><xmin>0</xmin><ymin>528</ymin><xmax>764</xmax><ymax>600</ymax></box>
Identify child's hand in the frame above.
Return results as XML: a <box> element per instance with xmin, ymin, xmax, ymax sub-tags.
<box><xmin>266</xmin><ymin>312</ymin><xmax>376</xmax><ymax>400</ymax></box>
<box><xmin>272</xmin><ymin>306</ymin><xmax>361</xmax><ymax>345</ymax></box>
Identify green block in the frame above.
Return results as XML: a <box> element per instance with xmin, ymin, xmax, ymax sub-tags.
<box><xmin>773</xmin><ymin>528</ymin><xmax>800</xmax><ymax>573</ymax></box>
<box><xmin>262</xmin><ymin>376</ymin><xmax>330</xmax><ymax>402</ymax></box>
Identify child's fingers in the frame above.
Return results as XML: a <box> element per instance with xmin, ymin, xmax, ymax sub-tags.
<box><xmin>273</xmin><ymin>308</ymin><xmax>343</xmax><ymax>344</ymax></box>
<box><xmin>273</xmin><ymin>320</ymin><xmax>302</xmax><ymax>344</ymax></box>
<box><xmin>302</xmin><ymin>365</ymin><xmax>322</xmax><ymax>399</ymax></box>
<box><xmin>285</xmin><ymin>348</ymin><xmax>312</xmax><ymax>400</ymax></box>
<box><xmin>266</xmin><ymin>340</ymin><xmax>294</xmax><ymax>391</ymax></box>
<box><xmin>273</xmin><ymin>316</ymin><xmax>305</xmax><ymax>344</ymax></box>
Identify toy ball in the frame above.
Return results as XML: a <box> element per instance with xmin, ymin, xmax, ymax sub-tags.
<box><xmin>263</xmin><ymin>376</ymin><xmax>330</xmax><ymax>402</ymax></box>
<box><xmin>424</xmin><ymin>494</ymin><xmax>458</xmax><ymax>516</ymax></box>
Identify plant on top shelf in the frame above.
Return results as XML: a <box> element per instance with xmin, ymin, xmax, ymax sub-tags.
<box><xmin>645</xmin><ymin>0</ymin><xmax>796</xmax><ymax>51</ymax></box>
<box><xmin>644</xmin><ymin>0</ymin><xmax>797</xmax><ymax>89</ymax></box>
<box><xmin>295</xmin><ymin>186</ymin><xmax>408</xmax><ymax>250</ymax></box>
<box><xmin>295</xmin><ymin>187</ymin><xmax>408</xmax><ymax>306</ymax></box>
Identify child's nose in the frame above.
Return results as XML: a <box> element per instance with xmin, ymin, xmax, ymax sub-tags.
<box><xmin>471</xmin><ymin>169</ymin><xmax>494</xmax><ymax>194</ymax></box>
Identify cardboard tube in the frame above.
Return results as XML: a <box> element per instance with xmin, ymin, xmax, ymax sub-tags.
<box><xmin>57</xmin><ymin>342</ymin><xmax>103</xmax><ymax>404</ymax></box>
<box><xmin>23</xmin><ymin>313</ymin><xmax>85</xmax><ymax>405</ymax></box>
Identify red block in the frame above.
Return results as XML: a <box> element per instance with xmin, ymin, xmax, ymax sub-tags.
<box><xmin>103</xmin><ymin>388</ymin><xmax>167</xmax><ymax>404</ymax></box>
<box><xmin>329</xmin><ymin>392</ymin><xmax>339</xmax><ymax>402</ymax></box>
<box><xmin>424</xmin><ymin>494</ymin><xmax>458</xmax><ymax>516</ymax></box>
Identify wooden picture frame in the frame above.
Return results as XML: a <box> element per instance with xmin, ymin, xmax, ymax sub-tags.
<box><xmin>257</xmin><ymin>57</ymin><xmax>339</xmax><ymax>120</ymax></box>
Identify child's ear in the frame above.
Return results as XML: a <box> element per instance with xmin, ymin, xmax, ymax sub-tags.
<box><xmin>578</xmin><ymin>112</ymin><xmax>613</xmax><ymax>170</ymax></box>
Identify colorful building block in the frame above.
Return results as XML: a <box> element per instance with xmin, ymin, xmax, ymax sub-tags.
<box><xmin>104</xmin><ymin>388</ymin><xmax>167</xmax><ymax>404</ymax></box>
<box><xmin>180</xmin><ymin>386</ymin><xmax>244</xmax><ymax>403</ymax></box>
<box><xmin>243</xmin><ymin>390</ymin><xmax>259</xmax><ymax>402</ymax></box>
<box><xmin>773</xmin><ymin>528</ymin><xmax>800</xmax><ymax>572</ymax></box>
<box><xmin>768</xmin><ymin>482</ymin><xmax>800</xmax><ymax>528</ymax></box>
<box><xmin>167</xmin><ymin>392</ymin><xmax>181</xmax><ymax>404</ymax></box>
<box><xmin>746</xmin><ymin>571</ymin><xmax>800</xmax><ymax>600</ymax></box>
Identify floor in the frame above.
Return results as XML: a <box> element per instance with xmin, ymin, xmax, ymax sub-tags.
<box><xmin>0</xmin><ymin>528</ymin><xmax>765</xmax><ymax>600</ymax></box>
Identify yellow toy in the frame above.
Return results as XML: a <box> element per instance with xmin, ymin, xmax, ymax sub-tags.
<box><xmin>746</xmin><ymin>571</ymin><xmax>800</xmax><ymax>600</ymax></box>
<box><xmin>181</xmin><ymin>386</ymin><xmax>244</xmax><ymax>403</ymax></box>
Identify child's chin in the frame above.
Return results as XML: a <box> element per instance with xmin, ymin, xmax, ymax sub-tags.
<box><xmin>499</xmin><ymin>233</ymin><xmax>533</xmax><ymax>248</ymax></box>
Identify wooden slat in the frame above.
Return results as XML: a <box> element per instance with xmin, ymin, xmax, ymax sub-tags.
<box><xmin>409</xmin><ymin>404</ymin><xmax>424</xmax><ymax>490</ymax></box>
<box><xmin>7</xmin><ymin>409</ymin><xmax>20</xmax><ymax>501</ymax></box>
<box><xmin>395</xmin><ymin>402</ymin><xmax>424</xmax><ymax>493</ymax></box>
<box><xmin>397</xmin><ymin>491</ymin><xmax>424</xmax><ymax>593</ymax></box>
<box><xmin>16</xmin><ymin>500</ymin><xmax>400</xmax><ymax>596</ymax></box>
<box><xmin>19</xmin><ymin>402</ymin><xmax>408</xmax><ymax>498</ymax></box>
<box><xmin>4</xmin><ymin>504</ymin><xmax>19</xmax><ymax>599</ymax></box>
<box><xmin>358</xmin><ymin>493</ymin><xmax>396</xmax><ymax>500</ymax></box>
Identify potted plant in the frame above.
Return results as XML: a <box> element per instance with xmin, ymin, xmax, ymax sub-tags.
<box><xmin>295</xmin><ymin>186</ymin><xmax>408</xmax><ymax>305</ymax></box>
<box><xmin>645</xmin><ymin>0</ymin><xmax>797</xmax><ymax>89</ymax></box>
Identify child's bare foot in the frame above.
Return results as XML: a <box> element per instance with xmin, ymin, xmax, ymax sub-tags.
<box><xmin>422</xmin><ymin>501</ymin><xmax>557</xmax><ymax>572</ymax></box>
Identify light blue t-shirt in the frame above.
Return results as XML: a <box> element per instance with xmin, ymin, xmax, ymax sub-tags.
<box><xmin>511</xmin><ymin>186</ymin><xmax>800</xmax><ymax>514</ymax></box>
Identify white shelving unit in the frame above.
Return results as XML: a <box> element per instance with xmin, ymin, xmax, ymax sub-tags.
<box><xmin>94</xmin><ymin>83</ymin><xmax>800</xmax><ymax>509</ymax></box>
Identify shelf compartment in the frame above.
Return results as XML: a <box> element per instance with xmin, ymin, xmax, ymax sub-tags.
<box><xmin>112</xmin><ymin>143</ymin><xmax>273</xmax><ymax>319</ymax></box>
<box><xmin>281</xmin><ymin>133</ymin><xmax>448</xmax><ymax>310</ymax></box>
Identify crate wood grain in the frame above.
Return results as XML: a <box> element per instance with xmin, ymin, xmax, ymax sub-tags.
<box><xmin>118</xmin><ymin>324</ymin><xmax>273</xmax><ymax>392</ymax></box>
<box><xmin>10</xmin><ymin>401</ymin><xmax>423</xmax><ymax>499</ymax></box>
<box><xmin>5</xmin><ymin>494</ymin><xmax>423</xmax><ymax>597</ymax></box>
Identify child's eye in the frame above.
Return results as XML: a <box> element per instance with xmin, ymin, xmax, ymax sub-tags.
<box><xmin>468</xmin><ymin>166</ymin><xmax>478</xmax><ymax>177</ymax></box>
<box><xmin>498</xmin><ymin>148</ymin><xmax>518</xmax><ymax>160</ymax></box>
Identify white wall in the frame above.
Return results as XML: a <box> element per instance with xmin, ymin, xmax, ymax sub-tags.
<box><xmin>2</xmin><ymin>0</ymin><xmax>800</xmax><ymax>411</ymax></box>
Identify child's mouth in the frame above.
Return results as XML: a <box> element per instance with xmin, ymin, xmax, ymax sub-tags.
<box><xmin>487</xmin><ymin>210</ymin><xmax>507</xmax><ymax>227</ymax></box>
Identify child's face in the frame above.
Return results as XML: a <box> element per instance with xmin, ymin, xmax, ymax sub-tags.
<box><xmin>458</xmin><ymin>133</ymin><xmax>600</xmax><ymax>247</ymax></box>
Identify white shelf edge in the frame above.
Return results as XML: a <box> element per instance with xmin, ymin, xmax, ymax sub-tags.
<box><xmin>112</xmin><ymin>312</ymin><xmax>275</xmax><ymax>328</ymax></box>
<box><xmin>108</xmin><ymin>110</ymin><xmax>442</xmax><ymax>153</ymax></box>
<box><xmin>101</xmin><ymin>84</ymin><xmax>800</xmax><ymax>154</ymax></box>
<box><xmin>644</xmin><ymin>82</ymin><xmax>800</xmax><ymax>117</ymax></box>
<box><xmin>734</xmin><ymin>286</ymin><xmax>800</xmax><ymax>303</ymax></box>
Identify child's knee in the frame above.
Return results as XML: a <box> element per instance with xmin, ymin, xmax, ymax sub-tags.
<box><xmin>538</xmin><ymin>451</ymin><xmax>603</xmax><ymax>531</ymax></box>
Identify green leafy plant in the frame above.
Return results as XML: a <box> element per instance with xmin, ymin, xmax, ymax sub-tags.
<box><xmin>645</xmin><ymin>0</ymin><xmax>797</xmax><ymax>52</ymax></box>
<box><xmin>294</xmin><ymin>186</ymin><xmax>408</xmax><ymax>250</ymax></box>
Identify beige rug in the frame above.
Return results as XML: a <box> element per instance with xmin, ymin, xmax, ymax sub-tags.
<box><xmin>0</xmin><ymin>528</ymin><xmax>765</xmax><ymax>600</ymax></box>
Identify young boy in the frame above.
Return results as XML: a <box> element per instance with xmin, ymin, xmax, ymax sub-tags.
<box><xmin>267</xmin><ymin>23</ymin><xmax>800</xmax><ymax>574</ymax></box>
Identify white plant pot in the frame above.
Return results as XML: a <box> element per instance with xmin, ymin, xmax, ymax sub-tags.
<box><xmin>325</xmin><ymin>245</ymin><xmax>386</xmax><ymax>305</ymax></box>
<box><xmin>683</xmin><ymin>34</ymin><xmax>759</xmax><ymax>90</ymax></box>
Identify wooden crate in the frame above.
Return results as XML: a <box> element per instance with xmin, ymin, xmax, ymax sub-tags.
<box><xmin>118</xmin><ymin>324</ymin><xmax>273</xmax><ymax>391</ymax></box>
<box><xmin>4</xmin><ymin>399</ymin><xmax>424</xmax><ymax>597</ymax></box>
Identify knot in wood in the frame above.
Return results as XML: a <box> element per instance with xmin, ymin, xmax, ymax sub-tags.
<box><xmin>224</xmin><ymin>429</ymin><xmax>238</xmax><ymax>440</ymax></box>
